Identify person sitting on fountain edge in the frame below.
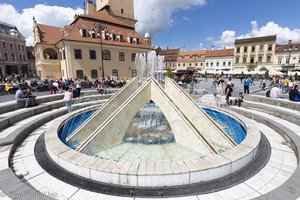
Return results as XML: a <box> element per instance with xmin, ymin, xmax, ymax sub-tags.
<box><xmin>289</xmin><ymin>85</ymin><xmax>300</xmax><ymax>102</ymax></box>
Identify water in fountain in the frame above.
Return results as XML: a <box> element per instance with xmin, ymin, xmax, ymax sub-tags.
<box><xmin>123</xmin><ymin>102</ymin><xmax>175</xmax><ymax>145</ymax></box>
<box><xmin>135</xmin><ymin>50</ymin><xmax>165</xmax><ymax>84</ymax></box>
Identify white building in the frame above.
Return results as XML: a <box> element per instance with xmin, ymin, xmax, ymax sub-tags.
<box><xmin>205</xmin><ymin>49</ymin><xmax>234</xmax><ymax>73</ymax></box>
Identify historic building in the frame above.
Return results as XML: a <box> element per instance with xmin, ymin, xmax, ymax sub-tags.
<box><xmin>234</xmin><ymin>35</ymin><xmax>276</xmax><ymax>71</ymax></box>
<box><xmin>274</xmin><ymin>41</ymin><xmax>300</xmax><ymax>72</ymax></box>
<box><xmin>156</xmin><ymin>47</ymin><xmax>180</xmax><ymax>70</ymax></box>
<box><xmin>177</xmin><ymin>50</ymin><xmax>206</xmax><ymax>71</ymax></box>
<box><xmin>0</xmin><ymin>21</ymin><xmax>28</xmax><ymax>76</ymax></box>
<box><xmin>26</xmin><ymin>46</ymin><xmax>36</xmax><ymax>77</ymax></box>
<box><xmin>33</xmin><ymin>0</ymin><xmax>152</xmax><ymax>81</ymax></box>
<box><xmin>205</xmin><ymin>49</ymin><xmax>234</xmax><ymax>73</ymax></box>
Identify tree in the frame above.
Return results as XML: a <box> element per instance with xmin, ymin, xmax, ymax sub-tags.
<box><xmin>265</xmin><ymin>70</ymin><xmax>269</xmax><ymax>78</ymax></box>
<box><xmin>166</xmin><ymin>68</ymin><xmax>174</xmax><ymax>79</ymax></box>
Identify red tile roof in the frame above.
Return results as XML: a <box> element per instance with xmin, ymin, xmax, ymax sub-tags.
<box><xmin>36</xmin><ymin>9</ymin><xmax>152</xmax><ymax>49</ymax></box>
<box><xmin>205</xmin><ymin>49</ymin><xmax>234</xmax><ymax>58</ymax></box>
<box><xmin>276</xmin><ymin>42</ymin><xmax>300</xmax><ymax>53</ymax></box>
<box><xmin>37</xmin><ymin>24</ymin><xmax>61</xmax><ymax>45</ymax></box>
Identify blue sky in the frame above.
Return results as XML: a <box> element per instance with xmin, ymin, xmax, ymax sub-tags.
<box><xmin>1</xmin><ymin>0</ymin><xmax>300</xmax><ymax>50</ymax></box>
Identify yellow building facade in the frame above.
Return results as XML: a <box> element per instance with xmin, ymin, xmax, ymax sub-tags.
<box><xmin>33</xmin><ymin>0</ymin><xmax>152</xmax><ymax>81</ymax></box>
<box><xmin>234</xmin><ymin>35</ymin><xmax>276</xmax><ymax>71</ymax></box>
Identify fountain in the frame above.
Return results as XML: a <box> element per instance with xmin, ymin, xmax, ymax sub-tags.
<box><xmin>44</xmin><ymin>51</ymin><xmax>260</xmax><ymax>190</ymax></box>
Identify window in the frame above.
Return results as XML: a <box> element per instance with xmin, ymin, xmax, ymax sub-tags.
<box><xmin>223</xmin><ymin>62</ymin><xmax>226</xmax><ymax>66</ymax></box>
<box><xmin>278</xmin><ymin>58</ymin><xmax>282</xmax><ymax>64</ymax></box>
<box><xmin>286</xmin><ymin>58</ymin><xmax>290</xmax><ymax>64</ymax></box>
<box><xmin>189</xmin><ymin>63</ymin><xmax>192</xmax><ymax>66</ymax></box>
<box><xmin>216</xmin><ymin>62</ymin><xmax>219</xmax><ymax>66</ymax></box>
<box><xmin>268</xmin><ymin>44</ymin><xmax>272</xmax><ymax>51</ymax></box>
<box><xmin>23</xmin><ymin>55</ymin><xmax>25</xmax><ymax>61</ymax></box>
<box><xmin>250</xmin><ymin>57</ymin><xmax>254</xmax><ymax>64</ymax></box>
<box><xmin>91</xmin><ymin>69</ymin><xmax>98</xmax><ymax>79</ymax></box>
<box><xmin>251</xmin><ymin>46</ymin><xmax>255</xmax><ymax>52</ymax></box>
<box><xmin>266</xmin><ymin>56</ymin><xmax>271</xmax><ymax>63</ymax></box>
<box><xmin>298</xmin><ymin>57</ymin><xmax>300</xmax><ymax>64</ymax></box>
<box><xmin>258</xmin><ymin>56</ymin><xmax>263</xmax><ymax>63</ymax></box>
<box><xmin>112</xmin><ymin>33</ymin><xmax>117</xmax><ymax>41</ymax></box>
<box><xmin>76</xmin><ymin>70</ymin><xmax>84</xmax><ymax>79</ymax></box>
<box><xmin>18</xmin><ymin>45</ymin><xmax>21</xmax><ymax>51</ymax></box>
<box><xmin>119</xmin><ymin>35</ymin><xmax>124</xmax><ymax>42</ymax></box>
<box><xmin>195</xmin><ymin>63</ymin><xmax>198</xmax><ymax>66</ymax></box>
<box><xmin>20</xmin><ymin>55</ymin><xmax>22</xmax><ymax>61</ymax></box>
<box><xmin>63</xmin><ymin>50</ymin><xmax>66</xmax><ymax>60</ymax></box>
<box><xmin>105</xmin><ymin>33</ymin><xmax>109</xmax><ymax>40</ymax></box>
<box><xmin>10</xmin><ymin>43</ymin><xmax>13</xmax><ymax>50</ymax></box>
<box><xmin>112</xmin><ymin>69</ymin><xmax>118</xmax><ymax>78</ymax></box>
<box><xmin>201</xmin><ymin>63</ymin><xmax>203</xmax><ymax>66</ymax></box>
<box><xmin>183</xmin><ymin>63</ymin><xmax>185</xmax><ymax>67</ymax></box>
<box><xmin>210</xmin><ymin>62</ymin><xmax>213</xmax><ymax>66</ymax></box>
<box><xmin>90</xmin><ymin>50</ymin><xmax>96</xmax><ymax>60</ymax></box>
<box><xmin>2</xmin><ymin>42</ymin><xmax>6</xmax><ymax>49</ymax></box>
<box><xmin>102</xmin><ymin>50</ymin><xmax>111</xmax><ymax>60</ymax></box>
<box><xmin>129</xmin><ymin>37</ymin><xmax>133</xmax><ymax>43</ymax></box>
<box><xmin>132</xmin><ymin>69</ymin><xmax>137</xmax><ymax>77</ymax></box>
<box><xmin>11</xmin><ymin>54</ymin><xmax>15</xmax><ymax>61</ymax></box>
<box><xmin>243</xmin><ymin>57</ymin><xmax>247</xmax><ymax>63</ymax></box>
<box><xmin>119</xmin><ymin>52</ymin><xmax>125</xmax><ymax>61</ymax></box>
<box><xmin>22</xmin><ymin>45</ymin><xmax>24</xmax><ymax>51</ymax></box>
<box><xmin>244</xmin><ymin>46</ymin><xmax>248</xmax><ymax>53</ymax></box>
<box><xmin>259</xmin><ymin>45</ymin><xmax>264</xmax><ymax>51</ymax></box>
<box><xmin>235</xmin><ymin>57</ymin><xmax>239</xmax><ymax>64</ymax></box>
<box><xmin>206</xmin><ymin>63</ymin><xmax>209</xmax><ymax>67</ymax></box>
<box><xmin>136</xmin><ymin>38</ymin><xmax>140</xmax><ymax>44</ymax></box>
<box><xmin>4</xmin><ymin>53</ymin><xmax>8</xmax><ymax>61</ymax></box>
<box><xmin>228</xmin><ymin>62</ymin><xmax>231</xmax><ymax>66</ymax></box>
<box><xmin>236</xmin><ymin>47</ymin><xmax>240</xmax><ymax>53</ymax></box>
<box><xmin>121</xmin><ymin>9</ymin><xmax>124</xmax><ymax>14</ymax></box>
<box><xmin>81</xmin><ymin>29</ymin><xmax>87</xmax><ymax>37</ymax></box>
<box><xmin>131</xmin><ymin>53</ymin><xmax>136</xmax><ymax>62</ymax></box>
<box><xmin>74</xmin><ymin>49</ymin><xmax>82</xmax><ymax>59</ymax></box>
<box><xmin>91</xmin><ymin>31</ymin><xmax>96</xmax><ymax>38</ymax></box>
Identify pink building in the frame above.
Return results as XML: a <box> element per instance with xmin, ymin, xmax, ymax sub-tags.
<box><xmin>0</xmin><ymin>21</ymin><xmax>28</xmax><ymax>76</ymax></box>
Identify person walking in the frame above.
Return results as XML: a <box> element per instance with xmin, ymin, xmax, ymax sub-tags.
<box><xmin>63</xmin><ymin>86</ymin><xmax>73</xmax><ymax>113</ymax></box>
<box><xmin>243</xmin><ymin>77</ymin><xmax>251</xmax><ymax>94</ymax></box>
<box><xmin>225</xmin><ymin>82</ymin><xmax>233</xmax><ymax>105</ymax></box>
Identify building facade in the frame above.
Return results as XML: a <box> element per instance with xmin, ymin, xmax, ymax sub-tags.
<box><xmin>177</xmin><ymin>50</ymin><xmax>206</xmax><ymax>71</ymax></box>
<box><xmin>274</xmin><ymin>42</ymin><xmax>300</xmax><ymax>72</ymax></box>
<box><xmin>33</xmin><ymin>0</ymin><xmax>152</xmax><ymax>81</ymax></box>
<box><xmin>205</xmin><ymin>49</ymin><xmax>234</xmax><ymax>73</ymax></box>
<box><xmin>0</xmin><ymin>21</ymin><xmax>29</xmax><ymax>76</ymax></box>
<box><xmin>234</xmin><ymin>35</ymin><xmax>276</xmax><ymax>71</ymax></box>
<box><xmin>156</xmin><ymin>47</ymin><xmax>180</xmax><ymax>70</ymax></box>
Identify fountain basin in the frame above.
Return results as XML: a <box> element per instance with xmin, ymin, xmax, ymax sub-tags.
<box><xmin>45</xmin><ymin>107</ymin><xmax>260</xmax><ymax>187</ymax></box>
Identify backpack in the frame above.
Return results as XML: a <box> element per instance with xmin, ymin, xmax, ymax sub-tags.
<box><xmin>266</xmin><ymin>90</ymin><xmax>270</xmax><ymax>97</ymax></box>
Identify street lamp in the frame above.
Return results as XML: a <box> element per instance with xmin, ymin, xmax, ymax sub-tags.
<box><xmin>95</xmin><ymin>25</ymin><xmax>107</xmax><ymax>81</ymax></box>
<box><xmin>284</xmin><ymin>39</ymin><xmax>292</xmax><ymax>75</ymax></box>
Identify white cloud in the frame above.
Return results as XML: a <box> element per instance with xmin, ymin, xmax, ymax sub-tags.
<box><xmin>212</xmin><ymin>21</ymin><xmax>300</xmax><ymax>48</ymax></box>
<box><xmin>135</xmin><ymin>0</ymin><xmax>206</xmax><ymax>35</ymax></box>
<box><xmin>182</xmin><ymin>16</ymin><xmax>192</xmax><ymax>24</ymax></box>
<box><xmin>0</xmin><ymin>3</ymin><xmax>83</xmax><ymax>45</ymax></box>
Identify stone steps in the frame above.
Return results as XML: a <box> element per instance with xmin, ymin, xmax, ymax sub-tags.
<box><xmin>227</xmin><ymin>105</ymin><xmax>300</xmax><ymax>200</ymax></box>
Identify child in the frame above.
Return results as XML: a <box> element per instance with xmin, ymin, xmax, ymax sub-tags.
<box><xmin>63</xmin><ymin>86</ymin><xmax>73</xmax><ymax>113</ymax></box>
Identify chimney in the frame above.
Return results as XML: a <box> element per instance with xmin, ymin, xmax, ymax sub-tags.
<box><xmin>211</xmin><ymin>45</ymin><xmax>214</xmax><ymax>50</ymax></box>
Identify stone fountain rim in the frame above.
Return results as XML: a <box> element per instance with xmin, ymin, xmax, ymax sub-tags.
<box><xmin>44</xmin><ymin>106</ymin><xmax>261</xmax><ymax>187</ymax></box>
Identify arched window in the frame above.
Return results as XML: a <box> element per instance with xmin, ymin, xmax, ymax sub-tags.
<box><xmin>43</xmin><ymin>48</ymin><xmax>58</xmax><ymax>59</ymax></box>
<box><xmin>91</xmin><ymin>69</ymin><xmax>98</xmax><ymax>79</ymax></box>
<box><xmin>102</xmin><ymin>50</ymin><xmax>111</xmax><ymax>60</ymax></box>
<box><xmin>76</xmin><ymin>70</ymin><xmax>84</xmax><ymax>79</ymax></box>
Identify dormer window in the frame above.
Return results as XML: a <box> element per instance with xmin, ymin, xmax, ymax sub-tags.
<box><xmin>119</xmin><ymin>34</ymin><xmax>124</xmax><ymax>42</ymax></box>
<box><xmin>80</xmin><ymin>27</ymin><xmax>88</xmax><ymax>37</ymax></box>
<box><xmin>91</xmin><ymin>29</ymin><xmax>96</xmax><ymax>38</ymax></box>
<box><xmin>136</xmin><ymin>38</ymin><xmax>139</xmax><ymax>44</ymax></box>
<box><xmin>104</xmin><ymin>32</ymin><xmax>110</xmax><ymax>40</ymax></box>
<box><xmin>112</xmin><ymin>33</ymin><xmax>117</xmax><ymax>41</ymax></box>
<box><xmin>130</xmin><ymin>37</ymin><xmax>133</xmax><ymax>44</ymax></box>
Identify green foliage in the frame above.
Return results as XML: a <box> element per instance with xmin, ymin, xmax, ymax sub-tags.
<box><xmin>265</xmin><ymin>70</ymin><xmax>269</xmax><ymax>77</ymax></box>
<box><xmin>166</xmin><ymin>68</ymin><xmax>174</xmax><ymax>79</ymax></box>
